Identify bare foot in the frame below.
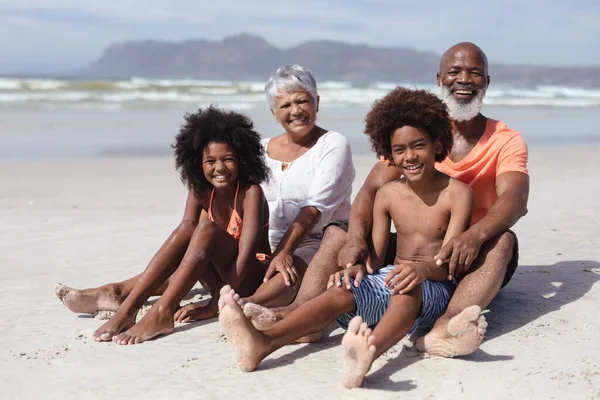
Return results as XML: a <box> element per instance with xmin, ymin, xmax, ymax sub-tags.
<box><xmin>341</xmin><ymin>316</ymin><xmax>377</xmax><ymax>389</ymax></box>
<box><xmin>113</xmin><ymin>305</ymin><xmax>174</xmax><ymax>345</ymax></box>
<box><xmin>219</xmin><ymin>293</ymin><xmax>270</xmax><ymax>372</ymax></box>
<box><xmin>242</xmin><ymin>303</ymin><xmax>278</xmax><ymax>330</ymax></box>
<box><xmin>92</xmin><ymin>310</ymin><xmax>136</xmax><ymax>342</ymax></box>
<box><xmin>416</xmin><ymin>305</ymin><xmax>488</xmax><ymax>357</ymax></box>
<box><xmin>55</xmin><ymin>283</ymin><xmax>122</xmax><ymax>314</ymax></box>
<box><xmin>217</xmin><ymin>285</ymin><xmax>245</xmax><ymax>311</ymax></box>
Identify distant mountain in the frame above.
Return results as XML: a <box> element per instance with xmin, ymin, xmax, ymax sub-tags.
<box><xmin>84</xmin><ymin>33</ymin><xmax>600</xmax><ymax>87</ymax></box>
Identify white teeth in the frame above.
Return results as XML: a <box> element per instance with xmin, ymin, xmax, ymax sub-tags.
<box><xmin>405</xmin><ymin>165</ymin><xmax>422</xmax><ymax>171</ymax></box>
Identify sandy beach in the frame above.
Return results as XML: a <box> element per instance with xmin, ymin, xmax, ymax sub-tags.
<box><xmin>1</xmin><ymin>146</ymin><xmax>599</xmax><ymax>400</ymax></box>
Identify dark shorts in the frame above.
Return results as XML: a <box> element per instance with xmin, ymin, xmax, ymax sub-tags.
<box><xmin>324</xmin><ymin>220</ymin><xmax>519</xmax><ymax>288</ymax></box>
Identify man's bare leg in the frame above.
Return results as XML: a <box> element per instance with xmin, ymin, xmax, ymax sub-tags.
<box><xmin>243</xmin><ymin>226</ymin><xmax>346</xmax><ymax>333</ymax></box>
<box><xmin>417</xmin><ymin>232</ymin><xmax>513</xmax><ymax>357</ymax></box>
<box><xmin>219</xmin><ymin>285</ymin><xmax>356</xmax><ymax>371</ymax></box>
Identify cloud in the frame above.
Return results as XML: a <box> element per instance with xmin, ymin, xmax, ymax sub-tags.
<box><xmin>0</xmin><ymin>0</ymin><xmax>598</xmax><ymax>72</ymax></box>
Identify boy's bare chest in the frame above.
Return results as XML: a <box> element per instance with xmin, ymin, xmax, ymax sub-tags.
<box><xmin>391</xmin><ymin>201</ymin><xmax>450</xmax><ymax>239</ymax></box>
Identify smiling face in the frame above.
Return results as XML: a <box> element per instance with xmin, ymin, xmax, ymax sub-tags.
<box><xmin>437</xmin><ymin>43</ymin><xmax>490</xmax><ymax>122</ymax></box>
<box><xmin>391</xmin><ymin>126</ymin><xmax>441</xmax><ymax>182</ymax></box>
<box><xmin>202</xmin><ymin>141</ymin><xmax>239</xmax><ymax>189</ymax></box>
<box><xmin>273</xmin><ymin>90</ymin><xmax>319</xmax><ymax>139</ymax></box>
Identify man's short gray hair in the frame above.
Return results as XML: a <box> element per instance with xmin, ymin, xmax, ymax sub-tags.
<box><xmin>265</xmin><ymin>65</ymin><xmax>318</xmax><ymax>111</ymax></box>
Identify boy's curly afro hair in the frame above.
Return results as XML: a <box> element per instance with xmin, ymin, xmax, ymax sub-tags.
<box><xmin>173</xmin><ymin>106</ymin><xmax>270</xmax><ymax>194</ymax></box>
<box><xmin>364</xmin><ymin>87</ymin><xmax>453</xmax><ymax>163</ymax></box>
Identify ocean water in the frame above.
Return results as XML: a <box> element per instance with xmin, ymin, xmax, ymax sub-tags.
<box><xmin>0</xmin><ymin>77</ymin><xmax>599</xmax><ymax>160</ymax></box>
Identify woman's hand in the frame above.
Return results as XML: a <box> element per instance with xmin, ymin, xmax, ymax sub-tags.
<box><xmin>174</xmin><ymin>301</ymin><xmax>219</xmax><ymax>323</ymax></box>
<box><xmin>327</xmin><ymin>264</ymin><xmax>368</xmax><ymax>290</ymax></box>
<box><xmin>263</xmin><ymin>251</ymin><xmax>298</xmax><ymax>287</ymax></box>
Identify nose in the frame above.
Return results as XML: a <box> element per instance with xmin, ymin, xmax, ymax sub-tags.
<box><xmin>215</xmin><ymin>160</ymin><xmax>227</xmax><ymax>171</ymax></box>
<box><xmin>405</xmin><ymin>148</ymin><xmax>417</xmax><ymax>161</ymax></box>
<box><xmin>290</xmin><ymin>103</ymin><xmax>302</xmax><ymax>115</ymax></box>
<box><xmin>457</xmin><ymin>70</ymin><xmax>473</xmax><ymax>84</ymax></box>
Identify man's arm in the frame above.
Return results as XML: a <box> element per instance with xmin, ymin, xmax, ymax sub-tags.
<box><xmin>338</xmin><ymin>161</ymin><xmax>401</xmax><ymax>270</ymax></box>
<box><xmin>471</xmin><ymin>171</ymin><xmax>529</xmax><ymax>242</ymax></box>
<box><xmin>435</xmin><ymin>171</ymin><xmax>529</xmax><ymax>276</ymax></box>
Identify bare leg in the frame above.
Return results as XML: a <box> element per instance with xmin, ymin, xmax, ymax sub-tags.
<box><xmin>243</xmin><ymin>255</ymin><xmax>308</xmax><ymax>307</ymax></box>
<box><xmin>219</xmin><ymin>286</ymin><xmax>356</xmax><ymax>371</ymax></box>
<box><xmin>342</xmin><ymin>287</ymin><xmax>421</xmax><ymax>388</ymax></box>
<box><xmin>58</xmin><ymin>224</ymin><xmax>194</xmax><ymax>315</ymax></box>
<box><xmin>91</xmin><ymin>224</ymin><xmax>197</xmax><ymax>341</ymax></box>
<box><xmin>113</xmin><ymin>221</ymin><xmax>265</xmax><ymax>345</ymax></box>
<box><xmin>243</xmin><ymin>226</ymin><xmax>346</xmax><ymax>333</ymax></box>
<box><xmin>417</xmin><ymin>232</ymin><xmax>513</xmax><ymax>357</ymax></box>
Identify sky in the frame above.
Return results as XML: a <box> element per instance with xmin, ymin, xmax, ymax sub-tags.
<box><xmin>0</xmin><ymin>0</ymin><xmax>599</xmax><ymax>74</ymax></box>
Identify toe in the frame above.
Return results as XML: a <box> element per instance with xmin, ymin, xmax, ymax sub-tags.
<box><xmin>347</xmin><ymin>316</ymin><xmax>363</xmax><ymax>334</ymax></box>
<box><xmin>359</xmin><ymin>322</ymin><xmax>369</xmax><ymax>335</ymax></box>
<box><xmin>220</xmin><ymin>285</ymin><xmax>232</xmax><ymax>296</ymax></box>
<box><xmin>463</xmin><ymin>305</ymin><xmax>482</xmax><ymax>321</ymax></box>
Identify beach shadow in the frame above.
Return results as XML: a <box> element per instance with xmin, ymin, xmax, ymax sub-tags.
<box><xmin>483</xmin><ymin>260</ymin><xmax>600</xmax><ymax>341</ymax></box>
<box><xmin>257</xmin><ymin>324</ymin><xmax>343</xmax><ymax>370</ymax></box>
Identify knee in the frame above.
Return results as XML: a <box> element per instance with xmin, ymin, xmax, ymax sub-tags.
<box><xmin>322</xmin><ymin>225</ymin><xmax>347</xmax><ymax>244</ymax></box>
<box><xmin>193</xmin><ymin>219</ymin><xmax>217</xmax><ymax>238</ymax></box>
<box><xmin>496</xmin><ymin>231</ymin><xmax>516</xmax><ymax>254</ymax></box>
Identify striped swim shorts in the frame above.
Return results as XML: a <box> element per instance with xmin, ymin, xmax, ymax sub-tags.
<box><xmin>336</xmin><ymin>265</ymin><xmax>457</xmax><ymax>336</ymax></box>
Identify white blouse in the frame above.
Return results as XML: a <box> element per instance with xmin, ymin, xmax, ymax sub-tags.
<box><xmin>261</xmin><ymin>131</ymin><xmax>355</xmax><ymax>250</ymax></box>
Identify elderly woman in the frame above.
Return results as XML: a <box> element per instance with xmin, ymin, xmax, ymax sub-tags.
<box><xmin>239</xmin><ymin>64</ymin><xmax>355</xmax><ymax>307</ymax></box>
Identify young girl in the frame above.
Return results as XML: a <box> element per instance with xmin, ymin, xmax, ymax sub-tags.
<box><xmin>57</xmin><ymin>106</ymin><xmax>271</xmax><ymax>345</ymax></box>
<box><xmin>217</xmin><ymin>88</ymin><xmax>480</xmax><ymax>388</ymax></box>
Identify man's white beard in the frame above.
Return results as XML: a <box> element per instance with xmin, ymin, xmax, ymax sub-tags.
<box><xmin>440</xmin><ymin>85</ymin><xmax>486</xmax><ymax>122</ymax></box>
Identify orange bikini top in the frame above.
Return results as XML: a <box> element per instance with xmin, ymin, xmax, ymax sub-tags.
<box><xmin>207</xmin><ymin>182</ymin><xmax>269</xmax><ymax>241</ymax></box>
<box><xmin>208</xmin><ymin>181</ymin><xmax>244</xmax><ymax>240</ymax></box>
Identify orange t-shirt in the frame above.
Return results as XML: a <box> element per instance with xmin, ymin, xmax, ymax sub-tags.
<box><xmin>436</xmin><ymin>119</ymin><xmax>529</xmax><ymax>225</ymax></box>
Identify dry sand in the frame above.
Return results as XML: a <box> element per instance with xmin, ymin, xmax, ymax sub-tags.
<box><xmin>1</xmin><ymin>147</ymin><xmax>599</xmax><ymax>399</ymax></box>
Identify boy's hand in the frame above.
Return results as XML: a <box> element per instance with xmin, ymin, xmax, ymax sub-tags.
<box><xmin>327</xmin><ymin>264</ymin><xmax>368</xmax><ymax>290</ymax></box>
<box><xmin>384</xmin><ymin>262</ymin><xmax>427</xmax><ymax>295</ymax></box>
<box><xmin>264</xmin><ymin>251</ymin><xmax>298</xmax><ymax>287</ymax></box>
<box><xmin>434</xmin><ymin>229</ymin><xmax>485</xmax><ymax>280</ymax></box>
<box><xmin>338</xmin><ymin>235</ymin><xmax>372</xmax><ymax>273</ymax></box>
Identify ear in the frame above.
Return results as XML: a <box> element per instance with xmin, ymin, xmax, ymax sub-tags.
<box><xmin>434</xmin><ymin>141</ymin><xmax>443</xmax><ymax>154</ymax></box>
<box><xmin>486</xmin><ymin>75</ymin><xmax>491</xmax><ymax>88</ymax></box>
<box><xmin>271</xmin><ymin>108</ymin><xmax>279</xmax><ymax>122</ymax></box>
<box><xmin>316</xmin><ymin>95</ymin><xmax>320</xmax><ymax>113</ymax></box>
<box><xmin>436</xmin><ymin>73</ymin><xmax>441</xmax><ymax>87</ymax></box>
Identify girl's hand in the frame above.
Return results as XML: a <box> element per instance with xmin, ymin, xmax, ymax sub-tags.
<box><xmin>327</xmin><ymin>264</ymin><xmax>368</xmax><ymax>290</ymax></box>
<box><xmin>383</xmin><ymin>262</ymin><xmax>427</xmax><ymax>295</ymax></box>
<box><xmin>263</xmin><ymin>251</ymin><xmax>298</xmax><ymax>287</ymax></box>
<box><xmin>174</xmin><ymin>302</ymin><xmax>218</xmax><ymax>323</ymax></box>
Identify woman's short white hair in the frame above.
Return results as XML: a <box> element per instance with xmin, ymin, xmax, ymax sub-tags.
<box><xmin>265</xmin><ymin>65</ymin><xmax>318</xmax><ymax>111</ymax></box>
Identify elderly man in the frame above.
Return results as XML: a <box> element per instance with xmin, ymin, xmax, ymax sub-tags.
<box><xmin>243</xmin><ymin>42</ymin><xmax>529</xmax><ymax>357</ymax></box>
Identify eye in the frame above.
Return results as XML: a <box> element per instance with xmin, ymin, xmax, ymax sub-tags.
<box><xmin>448</xmin><ymin>71</ymin><xmax>459</xmax><ymax>76</ymax></box>
<box><xmin>415</xmin><ymin>143</ymin><xmax>425</xmax><ymax>149</ymax></box>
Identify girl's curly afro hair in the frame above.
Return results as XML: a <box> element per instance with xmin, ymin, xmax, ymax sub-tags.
<box><xmin>364</xmin><ymin>87</ymin><xmax>453</xmax><ymax>163</ymax></box>
<box><xmin>173</xmin><ymin>106</ymin><xmax>270</xmax><ymax>194</ymax></box>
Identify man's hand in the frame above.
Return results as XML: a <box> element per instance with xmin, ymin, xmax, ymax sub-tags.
<box><xmin>434</xmin><ymin>229</ymin><xmax>485</xmax><ymax>280</ymax></box>
<box><xmin>327</xmin><ymin>264</ymin><xmax>368</xmax><ymax>290</ymax></box>
<box><xmin>383</xmin><ymin>262</ymin><xmax>427</xmax><ymax>295</ymax></box>
<box><xmin>263</xmin><ymin>251</ymin><xmax>298</xmax><ymax>287</ymax></box>
<box><xmin>174</xmin><ymin>302</ymin><xmax>218</xmax><ymax>323</ymax></box>
<box><xmin>338</xmin><ymin>235</ymin><xmax>373</xmax><ymax>273</ymax></box>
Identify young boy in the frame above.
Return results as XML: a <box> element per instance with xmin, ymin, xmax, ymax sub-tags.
<box><xmin>218</xmin><ymin>87</ymin><xmax>480</xmax><ymax>388</ymax></box>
